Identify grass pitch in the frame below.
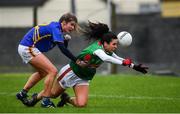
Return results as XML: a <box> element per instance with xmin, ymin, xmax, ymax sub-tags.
<box><xmin>0</xmin><ymin>73</ymin><xmax>180</xmax><ymax>113</ymax></box>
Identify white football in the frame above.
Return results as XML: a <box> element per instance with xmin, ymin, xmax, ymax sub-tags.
<box><xmin>117</xmin><ymin>31</ymin><xmax>132</xmax><ymax>47</ymax></box>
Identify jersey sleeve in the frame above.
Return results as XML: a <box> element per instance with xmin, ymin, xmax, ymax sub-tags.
<box><xmin>112</xmin><ymin>52</ymin><xmax>124</xmax><ymax>61</ymax></box>
<box><xmin>64</xmin><ymin>40</ymin><xmax>69</xmax><ymax>48</ymax></box>
<box><xmin>57</xmin><ymin>42</ymin><xmax>77</xmax><ymax>62</ymax></box>
<box><xmin>93</xmin><ymin>49</ymin><xmax>123</xmax><ymax>65</ymax></box>
<box><xmin>50</xmin><ymin>23</ymin><xmax>64</xmax><ymax>43</ymax></box>
<box><xmin>52</xmin><ymin>28</ymin><xmax>64</xmax><ymax>42</ymax></box>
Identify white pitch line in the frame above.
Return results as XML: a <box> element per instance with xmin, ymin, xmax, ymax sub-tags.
<box><xmin>1</xmin><ymin>92</ymin><xmax>180</xmax><ymax>101</ymax></box>
<box><xmin>89</xmin><ymin>94</ymin><xmax>180</xmax><ymax>101</ymax></box>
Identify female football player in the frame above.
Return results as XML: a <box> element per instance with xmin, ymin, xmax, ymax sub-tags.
<box><xmin>16</xmin><ymin>12</ymin><xmax>87</xmax><ymax>108</ymax></box>
<box><xmin>27</xmin><ymin>21</ymin><xmax>148</xmax><ymax>108</ymax></box>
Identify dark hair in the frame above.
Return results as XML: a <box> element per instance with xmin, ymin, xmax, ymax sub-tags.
<box><xmin>84</xmin><ymin>21</ymin><xmax>117</xmax><ymax>44</ymax></box>
<box><xmin>59</xmin><ymin>13</ymin><xmax>78</xmax><ymax>23</ymax></box>
<box><xmin>101</xmin><ymin>32</ymin><xmax>117</xmax><ymax>44</ymax></box>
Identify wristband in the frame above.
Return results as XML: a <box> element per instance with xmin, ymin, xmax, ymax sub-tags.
<box><xmin>130</xmin><ymin>63</ymin><xmax>134</xmax><ymax>68</ymax></box>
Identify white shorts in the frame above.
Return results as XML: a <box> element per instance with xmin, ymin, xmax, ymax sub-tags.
<box><xmin>18</xmin><ymin>45</ymin><xmax>41</xmax><ymax>63</ymax></box>
<box><xmin>57</xmin><ymin>64</ymin><xmax>89</xmax><ymax>89</ymax></box>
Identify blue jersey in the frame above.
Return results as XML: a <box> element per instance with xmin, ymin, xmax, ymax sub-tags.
<box><xmin>20</xmin><ymin>22</ymin><xmax>64</xmax><ymax>52</ymax></box>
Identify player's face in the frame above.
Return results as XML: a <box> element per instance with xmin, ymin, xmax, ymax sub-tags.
<box><xmin>62</xmin><ymin>21</ymin><xmax>76</xmax><ymax>33</ymax></box>
<box><xmin>104</xmin><ymin>39</ymin><xmax>118</xmax><ymax>52</ymax></box>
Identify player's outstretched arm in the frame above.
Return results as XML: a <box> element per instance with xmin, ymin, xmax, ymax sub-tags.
<box><xmin>57</xmin><ymin>42</ymin><xmax>88</xmax><ymax>67</ymax></box>
<box><xmin>112</xmin><ymin>53</ymin><xmax>148</xmax><ymax>74</ymax></box>
<box><xmin>122</xmin><ymin>58</ymin><xmax>148</xmax><ymax>74</ymax></box>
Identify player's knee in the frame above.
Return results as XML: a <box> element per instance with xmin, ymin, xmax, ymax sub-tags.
<box><xmin>75</xmin><ymin>101</ymin><xmax>87</xmax><ymax>107</ymax></box>
<box><xmin>50</xmin><ymin>92</ymin><xmax>58</xmax><ymax>98</ymax></box>
<box><xmin>38</xmin><ymin>71</ymin><xmax>47</xmax><ymax>78</ymax></box>
<box><xmin>48</xmin><ymin>67</ymin><xmax>58</xmax><ymax>76</ymax></box>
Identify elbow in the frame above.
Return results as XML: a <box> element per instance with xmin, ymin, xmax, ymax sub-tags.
<box><xmin>58</xmin><ymin>46</ymin><xmax>67</xmax><ymax>54</ymax></box>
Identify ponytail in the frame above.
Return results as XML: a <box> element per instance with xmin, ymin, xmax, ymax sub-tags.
<box><xmin>83</xmin><ymin>21</ymin><xmax>109</xmax><ymax>41</ymax></box>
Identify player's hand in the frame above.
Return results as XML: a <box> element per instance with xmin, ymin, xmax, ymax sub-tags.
<box><xmin>76</xmin><ymin>59</ymin><xmax>88</xmax><ymax>68</ymax></box>
<box><xmin>122</xmin><ymin>58</ymin><xmax>132</xmax><ymax>66</ymax></box>
<box><xmin>133</xmin><ymin>64</ymin><xmax>148</xmax><ymax>74</ymax></box>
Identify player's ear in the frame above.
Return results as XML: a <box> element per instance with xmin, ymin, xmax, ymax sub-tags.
<box><xmin>61</xmin><ymin>21</ymin><xmax>67</xmax><ymax>32</ymax></box>
<box><xmin>61</xmin><ymin>21</ymin><xmax>67</xmax><ymax>26</ymax></box>
<box><xmin>103</xmin><ymin>41</ymin><xmax>108</xmax><ymax>47</ymax></box>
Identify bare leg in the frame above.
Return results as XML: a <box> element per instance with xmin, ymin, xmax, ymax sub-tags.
<box><xmin>28</xmin><ymin>54</ymin><xmax>58</xmax><ymax>97</ymax></box>
<box><xmin>69</xmin><ymin>85</ymin><xmax>89</xmax><ymax>107</ymax></box>
<box><xmin>51</xmin><ymin>79</ymin><xmax>65</xmax><ymax>98</ymax></box>
<box><xmin>36</xmin><ymin>79</ymin><xmax>65</xmax><ymax>100</ymax></box>
<box><xmin>23</xmin><ymin>72</ymin><xmax>46</xmax><ymax>91</ymax></box>
<box><xmin>27</xmin><ymin>79</ymin><xmax>65</xmax><ymax>107</ymax></box>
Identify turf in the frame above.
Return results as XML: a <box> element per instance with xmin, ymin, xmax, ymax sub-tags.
<box><xmin>0</xmin><ymin>73</ymin><xmax>180</xmax><ymax>113</ymax></box>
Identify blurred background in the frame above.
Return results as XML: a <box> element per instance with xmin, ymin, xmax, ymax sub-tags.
<box><xmin>0</xmin><ymin>0</ymin><xmax>179</xmax><ymax>76</ymax></box>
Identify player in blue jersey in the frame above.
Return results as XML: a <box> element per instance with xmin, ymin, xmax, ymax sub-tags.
<box><xmin>16</xmin><ymin>13</ymin><xmax>86</xmax><ymax>108</ymax></box>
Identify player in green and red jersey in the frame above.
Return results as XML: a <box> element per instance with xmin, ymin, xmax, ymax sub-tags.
<box><xmin>27</xmin><ymin>21</ymin><xmax>148</xmax><ymax>108</ymax></box>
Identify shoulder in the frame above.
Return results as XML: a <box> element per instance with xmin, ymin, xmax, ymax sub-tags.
<box><xmin>49</xmin><ymin>22</ymin><xmax>62</xmax><ymax>35</ymax></box>
<box><xmin>49</xmin><ymin>22</ymin><xmax>60</xmax><ymax>29</ymax></box>
<box><xmin>92</xmin><ymin>41</ymin><xmax>103</xmax><ymax>49</ymax></box>
<box><xmin>84</xmin><ymin>41</ymin><xmax>103</xmax><ymax>54</ymax></box>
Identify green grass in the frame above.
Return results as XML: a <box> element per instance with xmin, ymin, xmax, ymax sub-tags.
<box><xmin>0</xmin><ymin>73</ymin><xmax>180</xmax><ymax>113</ymax></box>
